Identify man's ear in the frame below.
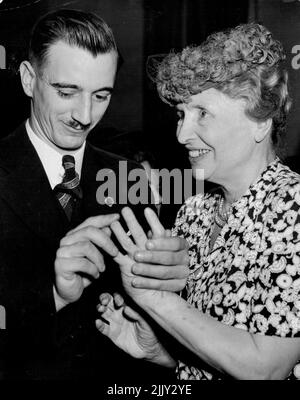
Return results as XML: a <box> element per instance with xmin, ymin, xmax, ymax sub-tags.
<box><xmin>254</xmin><ymin>118</ymin><xmax>273</xmax><ymax>143</ymax></box>
<box><xmin>19</xmin><ymin>61</ymin><xmax>36</xmax><ymax>98</ymax></box>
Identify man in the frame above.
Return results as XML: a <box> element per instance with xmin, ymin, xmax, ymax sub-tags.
<box><xmin>0</xmin><ymin>9</ymin><xmax>188</xmax><ymax>379</ymax></box>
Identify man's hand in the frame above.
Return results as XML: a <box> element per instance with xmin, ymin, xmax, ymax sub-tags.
<box><xmin>111</xmin><ymin>207</ymin><xmax>189</xmax><ymax>298</ymax></box>
<box><xmin>54</xmin><ymin>214</ymin><xmax>119</xmax><ymax>311</ymax></box>
<box><xmin>96</xmin><ymin>292</ymin><xmax>175</xmax><ymax>367</ymax></box>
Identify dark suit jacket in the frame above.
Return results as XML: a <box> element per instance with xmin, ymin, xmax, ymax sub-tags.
<box><xmin>0</xmin><ymin>123</ymin><xmax>173</xmax><ymax>380</ymax></box>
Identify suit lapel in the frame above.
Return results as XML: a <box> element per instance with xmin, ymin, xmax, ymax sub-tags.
<box><xmin>81</xmin><ymin>142</ymin><xmax>109</xmax><ymax>217</ymax></box>
<box><xmin>0</xmin><ymin>124</ymin><xmax>68</xmax><ymax>243</ymax></box>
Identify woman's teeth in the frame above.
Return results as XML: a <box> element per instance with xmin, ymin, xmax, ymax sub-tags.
<box><xmin>189</xmin><ymin>149</ymin><xmax>210</xmax><ymax>158</ymax></box>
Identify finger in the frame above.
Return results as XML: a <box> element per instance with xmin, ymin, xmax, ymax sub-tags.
<box><xmin>113</xmin><ymin>251</ymin><xmax>132</xmax><ymax>267</ymax></box>
<box><xmin>123</xmin><ymin>305</ymin><xmax>143</xmax><ymax>322</ymax></box>
<box><xmin>96</xmin><ymin>319</ymin><xmax>110</xmax><ymax>334</ymax></box>
<box><xmin>67</xmin><ymin>214</ymin><xmax>119</xmax><ymax>234</ymax></box>
<box><xmin>132</xmin><ymin>263</ymin><xmax>189</xmax><ymax>279</ymax></box>
<box><xmin>145</xmin><ymin>236</ymin><xmax>189</xmax><ymax>251</ymax></box>
<box><xmin>61</xmin><ymin>226</ymin><xmax>119</xmax><ymax>257</ymax></box>
<box><xmin>96</xmin><ymin>304</ymin><xmax>107</xmax><ymax>313</ymax></box>
<box><xmin>55</xmin><ymin>257</ymin><xmax>100</xmax><ymax>280</ymax></box>
<box><xmin>144</xmin><ymin>207</ymin><xmax>165</xmax><ymax>239</ymax></box>
<box><xmin>133</xmin><ymin>249</ymin><xmax>189</xmax><ymax>266</ymax></box>
<box><xmin>110</xmin><ymin>221</ymin><xmax>136</xmax><ymax>253</ymax></box>
<box><xmin>165</xmin><ymin>229</ymin><xmax>172</xmax><ymax>237</ymax></box>
<box><xmin>82</xmin><ymin>276</ymin><xmax>93</xmax><ymax>288</ymax></box>
<box><xmin>99</xmin><ymin>293</ymin><xmax>113</xmax><ymax>305</ymax></box>
<box><xmin>97</xmin><ymin>294</ymin><xmax>115</xmax><ymax>312</ymax></box>
<box><xmin>132</xmin><ymin>277</ymin><xmax>187</xmax><ymax>292</ymax></box>
<box><xmin>121</xmin><ymin>207</ymin><xmax>147</xmax><ymax>248</ymax></box>
<box><xmin>57</xmin><ymin>241</ymin><xmax>105</xmax><ymax>272</ymax></box>
<box><xmin>103</xmin><ymin>227</ymin><xmax>112</xmax><ymax>237</ymax></box>
<box><xmin>113</xmin><ymin>292</ymin><xmax>125</xmax><ymax>308</ymax></box>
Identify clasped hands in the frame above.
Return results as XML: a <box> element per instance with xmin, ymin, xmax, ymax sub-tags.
<box><xmin>54</xmin><ymin>207</ymin><xmax>189</xmax><ymax>311</ymax></box>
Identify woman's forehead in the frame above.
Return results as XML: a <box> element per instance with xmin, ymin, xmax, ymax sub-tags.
<box><xmin>176</xmin><ymin>88</ymin><xmax>247</xmax><ymax>113</ymax></box>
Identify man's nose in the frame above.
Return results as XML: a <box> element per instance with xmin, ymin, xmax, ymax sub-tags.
<box><xmin>72</xmin><ymin>95</ymin><xmax>92</xmax><ymax>126</ymax></box>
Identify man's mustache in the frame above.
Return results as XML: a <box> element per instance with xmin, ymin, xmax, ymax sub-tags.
<box><xmin>67</xmin><ymin>120</ymin><xmax>91</xmax><ymax>130</ymax></box>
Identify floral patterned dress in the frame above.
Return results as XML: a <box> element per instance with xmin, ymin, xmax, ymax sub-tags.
<box><xmin>172</xmin><ymin>159</ymin><xmax>300</xmax><ymax>380</ymax></box>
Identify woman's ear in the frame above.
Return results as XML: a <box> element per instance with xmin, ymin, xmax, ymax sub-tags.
<box><xmin>254</xmin><ymin>118</ymin><xmax>273</xmax><ymax>143</ymax></box>
<box><xmin>19</xmin><ymin>61</ymin><xmax>36</xmax><ymax>98</ymax></box>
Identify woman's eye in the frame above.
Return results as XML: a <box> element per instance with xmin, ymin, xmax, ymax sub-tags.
<box><xmin>176</xmin><ymin>111</ymin><xmax>183</xmax><ymax>121</ymax></box>
<box><xmin>199</xmin><ymin>109</ymin><xmax>207</xmax><ymax>119</ymax></box>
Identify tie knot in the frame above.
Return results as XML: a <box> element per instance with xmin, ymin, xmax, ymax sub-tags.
<box><xmin>62</xmin><ymin>155</ymin><xmax>75</xmax><ymax>171</ymax></box>
<box><xmin>54</xmin><ymin>154</ymin><xmax>82</xmax><ymax>220</ymax></box>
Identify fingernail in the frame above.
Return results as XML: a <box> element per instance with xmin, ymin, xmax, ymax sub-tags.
<box><xmin>131</xmin><ymin>264</ymin><xmax>138</xmax><ymax>274</ymax></box>
<box><xmin>146</xmin><ymin>241</ymin><xmax>154</xmax><ymax>250</ymax></box>
<box><xmin>134</xmin><ymin>252</ymin><xmax>142</xmax><ymax>261</ymax></box>
<box><xmin>132</xmin><ymin>278</ymin><xmax>140</xmax><ymax>288</ymax></box>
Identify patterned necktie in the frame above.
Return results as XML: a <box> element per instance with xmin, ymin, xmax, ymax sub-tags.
<box><xmin>53</xmin><ymin>155</ymin><xmax>83</xmax><ymax>220</ymax></box>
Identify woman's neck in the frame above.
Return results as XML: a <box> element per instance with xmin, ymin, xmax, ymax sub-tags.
<box><xmin>219</xmin><ymin>150</ymin><xmax>276</xmax><ymax>209</ymax></box>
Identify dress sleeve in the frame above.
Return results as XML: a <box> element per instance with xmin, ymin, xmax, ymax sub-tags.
<box><xmin>250</xmin><ymin>182</ymin><xmax>300</xmax><ymax>337</ymax></box>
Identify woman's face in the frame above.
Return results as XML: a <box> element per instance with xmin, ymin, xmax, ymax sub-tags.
<box><xmin>175</xmin><ymin>88</ymin><xmax>264</xmax><ymax>187</ymax></box>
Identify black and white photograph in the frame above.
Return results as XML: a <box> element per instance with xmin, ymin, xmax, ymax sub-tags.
<box><xmin>0</xmin><ymin>0</ymin><xmax>300</xmax><ymax>392</ymax></box>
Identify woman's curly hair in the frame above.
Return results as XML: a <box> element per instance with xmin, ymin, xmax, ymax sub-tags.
<box><xmin>149</xmin><ymin>23</ymin><xmax>291</xmax><ymax>154</ymax></box>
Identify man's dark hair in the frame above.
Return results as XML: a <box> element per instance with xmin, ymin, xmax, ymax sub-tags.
<box><xmin>29</xmin><ymin>8</ymin><xmax>118</xmax><ymax>70</ymax></box>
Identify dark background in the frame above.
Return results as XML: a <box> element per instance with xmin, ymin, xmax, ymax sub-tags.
<box><xmin>0</xmin><ymin>0</ymin><xmax>300</xmax><ymax>225</ymax></box>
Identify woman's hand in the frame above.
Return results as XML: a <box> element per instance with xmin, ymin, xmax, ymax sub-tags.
<box><xmin>111</xmin><ymin>207</ymin><xmax>189</xmax><ymax>302</ymax></box>
<box><xmin>96</xmin><ymin>292</ymin><xmax>175</xmax><ymax>367</ymax></box>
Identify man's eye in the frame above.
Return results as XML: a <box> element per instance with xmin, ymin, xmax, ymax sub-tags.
<box><xmin>95</xmin><ymin>94</ymin><xmax>110</xmax><ymax>102</ymax></box>
<box><xmin>57</xmin><ymin>90</ymin><xmax>74</xmax><ymax>98</ymax></box>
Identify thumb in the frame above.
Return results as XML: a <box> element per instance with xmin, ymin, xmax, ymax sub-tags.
<box><xmin>123</xmin><ymin>305</ymin><xmax>143</xmax><ymax>322</ymax></box>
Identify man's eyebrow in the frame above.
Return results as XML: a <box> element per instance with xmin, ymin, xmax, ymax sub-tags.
<box><xmin>50</xmin><ymin>82</ymin><xmax>114</xmax><ymax>93</ymax></box>
<box><xmin>50</xmin><ymin>82</ymin><xmax>79</xmax><ymax>90</ymax></box>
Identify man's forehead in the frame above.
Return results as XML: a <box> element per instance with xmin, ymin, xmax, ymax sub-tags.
<box><xmin>42</xmin><ymin>41</ymin><xmax>118</xmax><ymax>87</ymax></box>
<box><xmin>45</xmin><ymin>40</ymin><xmax>117</xmax><ymax>66</ymax></box>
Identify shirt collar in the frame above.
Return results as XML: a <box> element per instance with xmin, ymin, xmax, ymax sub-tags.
<box><xmin>26</xmin><ymin>119</ymin><xmax>86</xmax><ymax>189</ymax></box>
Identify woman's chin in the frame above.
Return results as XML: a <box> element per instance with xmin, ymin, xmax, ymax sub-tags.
<box><xmin>191</xmin><ymin>165</ymin><xmax>206</xmax><ymax>181</ymax></box>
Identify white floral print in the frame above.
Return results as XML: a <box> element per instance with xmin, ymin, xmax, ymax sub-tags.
<box><xmin>173</xmin><ymin>159</ymin><xmax>300</xmax><ymax>380</ymax></box>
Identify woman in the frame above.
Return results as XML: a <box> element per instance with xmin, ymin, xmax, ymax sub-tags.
<box><xmin>96</xmin><ymin>23</ymin><xmax>300</xmax><ymax>380</ymax></box>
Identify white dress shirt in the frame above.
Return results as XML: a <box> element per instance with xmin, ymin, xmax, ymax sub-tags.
<box><xmin>26</xmin><ymin>119</ymin><xmax>86</xmax><ymax>189</ymax></box>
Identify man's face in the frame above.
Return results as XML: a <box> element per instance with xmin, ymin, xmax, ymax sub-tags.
<box><xmin>26</xmin><ymin>41</ymin><xmax>118</xmax><ymax>151</ymax></box>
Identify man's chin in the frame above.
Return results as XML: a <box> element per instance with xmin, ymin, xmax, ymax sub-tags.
<box><xmin>56</xmin><ymin>138</ymin><xmax>85</xmax><ymax>151</ymax></box>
